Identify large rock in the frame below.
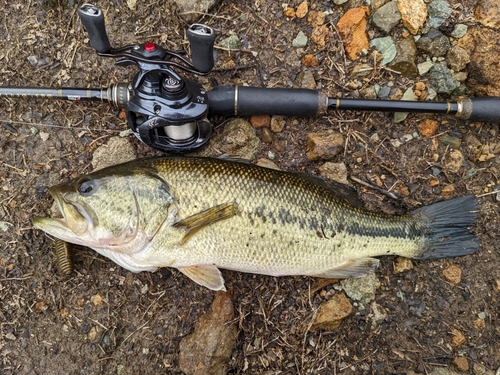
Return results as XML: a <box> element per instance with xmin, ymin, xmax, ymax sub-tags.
<box><xmin>336</xmin><ymin>7</ymin><xmax>370</xmax><ymax>60</ymax></box>
<box><xmin>91</xmin><ymin>137</ymin><xmax>136</xmax><ymax>171</ymax></box>
<box><xmin>311</xmin><ymin>293</ymin><xmax>353</xmax><ymax>331</ymax></box>
<box><xmin>372</xmin><ymin>1</ymin><xmax>401</xmax><ymax>33</ymax></box>
<box><xmin>388</xmin><ymin>37</ymin><xmax>418</xmax><ymax>77</ymax></box>
<box><xmin>417</xmin><ymin>29</ymin><xmax>451</xmax><ymax>57</ymax></box>
<box><xmin>197</xmin><ymin>118</ymin><xmax>260</xmax><ymax>160</ymax></box>
<box><xmin>458</xmin><ymin>26</ymin><xmax>500</xmax><ymax>96</ymax></box>
<box><xmin>475</xmin><ymin>0</ymin><xmax>500</xmax><ymax>29</ymax></box>
<box><xmin>173</xmin><ymin>0</ymin><xmax>221</xmax><ymax>22</ymax></box>
<box><xmin>179</xmin><ymin>292</ymin><xmax>238</xmax><ymax>375</ymax></box>
<box><xmin>398</xmin><ymin>0</ymin><xmax>427</xmax><ymax>35</ymax></box>
<box><xmin>306</xmin><ymin>130</ymin><xmax>345</xmax><ymax>161</ymax></box>
<box><xmin>446</xmin><ymin>45</ymin><xmax>470</xmax><ymax>72</ymax></box>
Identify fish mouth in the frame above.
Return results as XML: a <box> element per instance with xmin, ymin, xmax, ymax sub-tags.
<box><xmin>33</xmin><ymin>187</ymin><xmax>93</xmax><ymax>244</ymax></box>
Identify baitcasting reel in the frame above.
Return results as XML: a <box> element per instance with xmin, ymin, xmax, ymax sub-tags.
<box><xmin>78</xmin><ymin>3</ymin><xmax>216</xmax><ymax>152</ymax></box>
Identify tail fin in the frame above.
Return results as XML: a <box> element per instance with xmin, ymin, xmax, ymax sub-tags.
<box><xmin>411</xmin><ymin>195</ymin><xmax>479</xmax><ymax>259</ymax></box>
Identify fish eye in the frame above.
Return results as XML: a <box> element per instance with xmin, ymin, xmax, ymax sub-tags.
<box><xmin>77</xmin><ymin>177</ymin><xmax>96</xmax><ymax>196</ymax></box>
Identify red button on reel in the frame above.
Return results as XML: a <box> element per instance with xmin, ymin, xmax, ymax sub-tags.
<box><xmin>144</xmin><ymin>42</ymin><xmax>157</xmax><ymax>52</ymax></box>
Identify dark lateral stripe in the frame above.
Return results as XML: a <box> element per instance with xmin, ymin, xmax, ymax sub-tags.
<box><xmin>255</xmin><ymin>206</ymin><xmax>418</xmax><ymax>241</ymax></box>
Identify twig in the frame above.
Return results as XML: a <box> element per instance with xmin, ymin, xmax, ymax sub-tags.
<box><xmin>350</xmin><ymin>175</ymin><xmax>400</xmax><ymax>200</ymax></box>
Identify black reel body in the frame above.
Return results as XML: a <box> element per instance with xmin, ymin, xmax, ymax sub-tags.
<box><xmin>120</xmin><ymin>43</ymin><xmax>212</xmax><ymax>152</ymax></box>
<box><xmin>78</xmin><ymin>3</ymin><xmax>216</xmax><ymax>153</ymax></box>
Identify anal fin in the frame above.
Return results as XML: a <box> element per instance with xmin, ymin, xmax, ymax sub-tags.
<box><xmin>173</xmin><ymin>202</ymin><xmax>240</xmax><ymax>245</ymax></box>
<box><xmin>313</xmin><ymin>257</ymin><xmax>380</xmax><ymax>279</ymax></box>
<box><xmin>178</xmin><ymin>264</ymin><xmax>226</xmax><ymax>291</ymax></box>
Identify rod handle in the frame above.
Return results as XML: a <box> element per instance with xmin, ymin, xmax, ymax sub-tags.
<box><xmin>461</xmin><ymin>97</ymin><xmax>500</xmax><ymax>123</ymax></box>
<box><xmin>78</xmin><ymin>4</ymin><xmax>112</xmax><ymax>53</ymax></box>
<box><xmin>187</xmin><ymin>24</ymin><xmax>216</xmax><ymax>73</ymax></box>
<box><xmin>207</xmin><ymin>86</ymin><xmax>327</xmax><ymax>116</ymax></box>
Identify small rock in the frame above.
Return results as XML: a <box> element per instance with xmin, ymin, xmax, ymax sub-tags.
<box><xmin>284</xmin><ymin>7</ymin><xmax>295</xmax><ymax>18</ymax></box>
<box><xmin>372</xmin><ymin>1</ymin><xmax>401</xmax><ymax>33</ymax></box>
<box><xmin>270</xmin><ymin>116</ymin><xmax>286</xmax><ymax>133</ymax></box>
<box><xmin>451</xmin><ymin>24</ymin><xmax>468</xmax><ymax>39</ymax></box>
<box><xmin>255</xmin><ymin>158</ymin><xmax>280</xmax><ymax>170</ymax></box>
<box><xmin>472</xmin><ymin>363</ymin><xmax>486</xmax><ymax>375</ymax></box>
<box><xmin>261</xmin><ymin>127</ymin><xmax>273</xmax><ymax>143</ymax></box>
<box><xmin>306</xmin><ymin>130</ymin><xmax>345</xmax><ymax>161</ymax></box>
<box><xmin>447</xmin><ymin>45</ymin><xmax>470</xmax><ymax>72</ymax></box>
<box><xmin>199</xmin><ymin>118</ymin><xmax>260</xmax><ymax>160</ymax></box>
<box><xmin>311</xmin><ymin>293</ymin><xmax>353</xmax><ymax>331</ymax></box>
<box><xmin>308</xmin><ymin>10</ymin><xmax>325</xmax><ymax>26</ymax></box>
<box><xmin>453</xmin><ymin>356</ymin><xmax>469</xmax><ymax>372</ymax></box>
<box><xmin>333</xmin><ymin>0</ymin><xmax>349</xmax><ymax>4</ymax></box>
<box><xmin>430</xmin><ymin>368</ymin><xmax>460</xmax><ymax>375</ymax></box>
<box><xmin>398</xmin><ymin>0</ymin><xmax>427</xmax><ymax>35</ymax></box>
<box><xmin>371</xmin><ymin>0</ymin><xmax>390</xmax><ymax>11</ymax></box>
<box><xmin>179</xmin><ymin>292</ymin><xmax>238</xmax><ymax>375</ymax></box>
<box><xmin>337</xmin><ymin>7</ymin><xmax>370</xmax><ymax>60</ymax></box>
<box><xmin>318</xmin><ymin>162</ymin><xmax>348</xmax><ymax>184</ymax></box>
<box><xmin>394</xmin><ymin>87</ymin><xmax>417</xmax><ymax>123</ymax></box>
<box><xmin>428</xmin><ymin>0</ymin><xmax>452</xmax><ymax>28</ymax></box>
<box><xmin>439</xmin><ymin>134</ymin><xmax>462</xmax><ymax>149</ymax></box>
<box><xmin>442</xmin><ymin>264</ymin><xmax>461</xmax><ymax>284</ymax></box>
<box><xmin>351</xmin><ymin>63</ymin><xmax>373</xmax><ymax>78</ymax></box>
<box><xmin>296</xmin><ymin>1</ymin><xmax>308</xmax><ymax>19</ymax></box>
<box><xmin>311</xmin><ymin>25</ymin><xmax>329</xmax><ymax>48</ymax></box>
<box><xmin>393</xmin><ymin>257</ymin><xmax>413</xmax><ymax>274</ymax></box>
<box><xmin>339</xmin><ymin>273</ymin><xmax>380</xmax><ymax>304</ymax></box>
<box><xmin>370</xmin><ymin>36</ymin><xmax>397</xmax><ymax>65</ymax></box>
<box><xmin>441</xmin><ymin>184</ymin><xmax>455</xmax><ymax>196</ymax></box>
<box><xmin>388</xmin><ymin>37</ymin><xmax>418</xmax><ymax>77</ymax></box>
<box><xmin>249</xmin><ymin>115</ymin><xmax>271</xmax><ymax>128</ymax></box>
<box><xmin>452</xmin><ymin>72</ymin><xmax>467</xmax><ymax>83</ymax></box>
<box><xmin>174</xmin><ymin>0</ymin><xmax>218</xmax><ymax>23</ymax></box>
<box><xmin>218</xmin><ymin>34</ymin><xmax>239</xmax><ymax>49</ymax></box>
<box><xmin>429</xmin><ymin>64</ymin><xmax>459</xmax><ymax>94</ymax></box>
<box><xmin>92</xmin><ymin>137</ymin><xmax>136</xmax><ymax>171</ymax></box>
<box><xmin>450</xmin><ymin>328</ymin><xmax>466</xmax><ymax>347</ymax></box>
<box><xmin>88</xmin><ymin>326</ymin><xmax>99</xmax><ymax>341</ymax></box>
<box><xmin>370</xmin><ymin>301</ymin><xmax>387</xmax><ymax>327</ymax></box>
<box><xmin>292</xmin><ymin>31</ymin><xmax>308</xmax><ymax>48</ymax></box>
<box><xmin>418</xmin><ymin>119</ymin><xmax>439</xmax><ymax>138</ymax></box>
<box><xmin>90</xmin><ymin>293</ymin><xmax>104</xmax><ymax>306</ymax></box>
<box><xmin>475</xmin><ymin>0</ymin><xmax>500</xmax><ymax>29</ymax></box>
<box><xmin>474</xmin><ymin>317</ymin><xmax>486</xmax><ymax>329</ymax></box>
<box><xmin>442</xmin><ymin>149</ymin><xmax>464</xmax><ymax>173</ymax></box>
<box><xmin>294</xmin><ymin>70</ymin><xmax>316</xmax><ymax>89</ymax></box>
<box><xmin>417</xmin><ymin>29</ymin><xmax>451</xmax><ymax>57</ymax></box>
<box><xmin>40</xmin><ymin>132</ymin><xmax>50</xmax><ymax>142</ymax></box>
<box><xmin>377</xmin><ymin>85</ymin><xmax>391</xmax><ymax>99</ymax></box>
<box><xmin>302</xmin><ymin>54</ymin><xmax>317</xmax><ymax>67</ymax></box>
<box><xmin>418</xmin><ymin>60</ymin><xmax>434</xmax><ymax>75</ymax></box>
<box><xmin>360</xmin><ymin>86</ymin><xmax>377</xmax><ymax>99</ymax></box>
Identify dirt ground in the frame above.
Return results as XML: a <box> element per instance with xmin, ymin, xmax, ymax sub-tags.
<box><xmin>0</xmin><ymin>0</ymin><xmax>499</xmax><ymax>374</ymax></box>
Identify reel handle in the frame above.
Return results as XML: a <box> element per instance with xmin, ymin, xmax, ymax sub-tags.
<box><xmin>78</xmin><ymin>4</ymin><xmax>112</xmax><ymax>53</ymax></box>
<box><xmin>187</xmin><ymin>24</ymin><xmax>216</xmax><ymax>73</ymax></box>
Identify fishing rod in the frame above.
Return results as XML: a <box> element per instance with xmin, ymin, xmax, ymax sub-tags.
<box><xmin>1</xmin><ymin>3</ymin><xmax>499</xmax><ymax>153</ymax></box>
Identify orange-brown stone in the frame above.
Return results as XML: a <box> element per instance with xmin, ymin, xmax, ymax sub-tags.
<box><xmin>336</xmin><ymin>7</ymin><xmax>370</xmax><ymax>60</ymax></box>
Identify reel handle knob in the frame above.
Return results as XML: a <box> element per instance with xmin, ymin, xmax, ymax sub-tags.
<box><xmin>78</xmin><ymin>4</ymin><xmax>112</xmax><ymax>53</ymax></box>
<box><xmin>187</xmin><ymin>24</ymin><xmax>216</xmax><ymax>73</ymax></box>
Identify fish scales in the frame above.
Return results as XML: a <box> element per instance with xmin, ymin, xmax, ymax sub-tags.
<box><xmin>144</xmin><ymin>158</ymin><xmax>421</xmax><ymax>273</ymax></box>
<box><xmin>33</xmin><ymin>156</ymin><xmax>479</xmax><ymax>291</ymax></box>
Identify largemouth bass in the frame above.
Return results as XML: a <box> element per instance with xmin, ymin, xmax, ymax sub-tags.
<box><xmin>33</xmin><ymin>157</ymin><xmax>479</xmax><ymax>291</ymax></box>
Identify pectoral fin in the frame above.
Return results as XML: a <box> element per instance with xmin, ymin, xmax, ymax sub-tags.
<box><xmin>313</xmin><ymin>257</ymin><xmax>380</xmax><ymax>279</ymax></box>
<box><xmin>173</xmin><ymin>203</ymin><xmax>240</xmax><ymax>244</ymax></box>
<box><xmin>178</xmin><ymin>265</ymin><xmax>226</xmax><ymax>291</ymax></box>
